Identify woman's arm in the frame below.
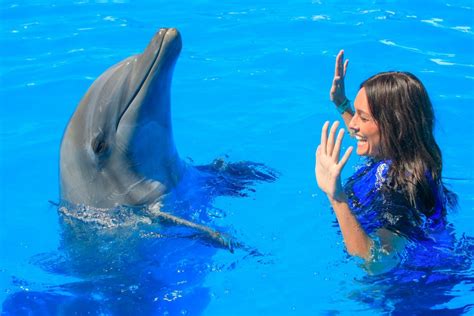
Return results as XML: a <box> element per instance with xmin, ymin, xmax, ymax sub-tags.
<box><xmin>330</xmin><ymin>50</ymin><xmax>354</xmax><ymax>128</ymax></box>
<box><xmin>328</xmin><ymin>197</ymin><xmax>373</xmax><ymax>259</ymax></box>
<box><xmin>315</xmin><ymin>121</ymin><xmax>407</xmax><ymax>262</ymax></box>
<box><xmin>315</xmin><ymin>121</ymin><xmax>372</xmax><ymax>259</ymax></box>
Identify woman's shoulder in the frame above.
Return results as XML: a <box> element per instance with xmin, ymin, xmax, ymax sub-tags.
<box><xmin>345</xmin><ymin>158</ymin><xmax>395</xmax><ymax>211</ymax></box>
<box><xmin>347</xmin><ymin>159</ymin><xmax>452</xmax><ymax>239</ymax></box>
<box><xmin>349</xmin><ymin>158</ymin><xmax>391</xmax><ymax>188</ymax></box>
<box><xmin>373</xmin><ymin>160</ymin><xmax>391</xmax><ymax>189</ymax></box>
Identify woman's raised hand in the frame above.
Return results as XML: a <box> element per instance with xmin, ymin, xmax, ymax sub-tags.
<box><xmin>315</xmin><ymin>121</ymin><xmax>353</xmax><ymax>201</ymax></box>
<box><xmin>330</xmin><ymin>50</ymin><xmax>349</xmax><ymax>106</ymax></box>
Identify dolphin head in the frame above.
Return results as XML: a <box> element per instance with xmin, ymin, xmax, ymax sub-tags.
<box><xmin>60</xmin><ymin>28</ymin><xmax>184</xmax><ymax>208</ymax></box>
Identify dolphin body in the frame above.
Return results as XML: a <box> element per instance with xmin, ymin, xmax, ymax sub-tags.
<box><xmin>60</xmin><ymin>28</ymin><xmax>184</xmax><ymax>209</ymax></box>
<box><xmin>59</xmin><ymin>27</ymin><xmax>277</xmax><ymax>247</ymax></box>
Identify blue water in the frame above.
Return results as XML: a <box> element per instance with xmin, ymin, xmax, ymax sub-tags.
<box><xmin>1</xmin><ymin>0</ymin><xmax>473</xmax><ymax>314</ymax></box>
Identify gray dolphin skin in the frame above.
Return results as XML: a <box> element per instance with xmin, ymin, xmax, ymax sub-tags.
<box><xmin>60</xmin><ymin>28</ymin><xmax>184</xmax><ymax>209</ymax></box>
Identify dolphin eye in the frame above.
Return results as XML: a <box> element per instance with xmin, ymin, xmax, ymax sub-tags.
<box><xmin>91</xmin><ymin>137</ymin><xmax>108</xmax><ymax>155</ymax></box>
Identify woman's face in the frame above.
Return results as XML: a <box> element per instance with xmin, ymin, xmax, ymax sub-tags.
<box><xmin>349</xmin><ymin>88</ymin><xmax>381</xmax><ymax>157</ymax></box>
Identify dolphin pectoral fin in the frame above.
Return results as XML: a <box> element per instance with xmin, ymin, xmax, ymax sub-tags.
<box><xmin>147</xmin><ymin>206</ymin><xmax>237</xmax><ymax>252</ymax></box>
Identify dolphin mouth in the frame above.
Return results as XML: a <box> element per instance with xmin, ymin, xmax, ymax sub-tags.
<box><xmin>116</xmin><ymin>28</ymin><xmax>181</xmax><ymax>130</ymax></box>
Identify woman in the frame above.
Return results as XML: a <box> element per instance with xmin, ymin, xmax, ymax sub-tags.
<box><xmin>315</xmin><ymin>50</ymin><xmax>457</xmax><ymax>262</ymax></box>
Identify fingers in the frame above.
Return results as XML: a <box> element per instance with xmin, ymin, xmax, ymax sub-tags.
<box><xmin>331</xmin><ymin>50</ymin><xmax>346</xmax><ymax>103</ymax></box>
<box><xmin>330</xmin><ymin>76</ymin><xmax>341</xmax><ymax>101</ymax></box>
<box><xmin>337</xmin><ymin>55</ymin><xmax>344</xmax><ymax>77</ymax></box>
<box><xmin>319</xmin><ymin>121</ymin><xmax>352</xmax><ymax>166</ymax></box>
<box><xmin>338</xmin><ymin>146</ymin><xmax>353</xmax><ymax>168</ymax></box>
<box><xmin>326</xmin><ymin>121</ymin><xmax>339</xmax><ymax>156</ymax></box>
<box><xmin>334</xmin><ymin>49</ymin><xmax>344</xmax><ymax>77</ymax></box>
<box><xmin>334</xmin><ymin>50</ymin><xmax>341</xmax><ymax>76</ymax></box>
<box><xmin>320</xmin><ymin>121</ymin><xmax>329</xmax><ymax>155</ymax></box>
<box><xmin>332</xmin><ymin>127</ymin><xmax>345</xmax><ymax>160</ymax></box>
<box><xmin>334</xmin><ymin>50</ymin><xmax>348</xmax><ymax>78</ymax></box>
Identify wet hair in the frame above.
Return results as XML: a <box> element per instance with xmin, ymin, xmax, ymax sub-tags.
<box><xmin>360</xmin><ymin>71</ymin><xmax>457</xmax><ymax>215</ymax></box>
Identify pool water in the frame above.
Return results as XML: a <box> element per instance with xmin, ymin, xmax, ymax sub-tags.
<box><xmin>1</xmin><ymin>0</ymin><xmax>473</xmax><ymax>315</ymax></box>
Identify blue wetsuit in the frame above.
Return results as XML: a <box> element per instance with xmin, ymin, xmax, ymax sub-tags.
<box><xmin>343</xmin><ymin>159</ymin><xmax>447</xmax><ymax>242</ymax></box>
<box><xmin>343</xmin><ymin>160</ymin><xmax>472</xmax><ymax>312</ymax></box>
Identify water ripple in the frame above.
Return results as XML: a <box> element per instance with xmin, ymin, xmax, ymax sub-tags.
<box><xmin>379</xmin><ymin>39</ymin><xmax>456</xmax><ymax>58</ymax></box>
<box><xmin>430</xmin><ymin>58</ymin><xmax>474</xmax><ymax>68</ymax></box>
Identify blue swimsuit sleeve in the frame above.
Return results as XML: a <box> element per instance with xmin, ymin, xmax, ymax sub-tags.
<box><xmin>345</xmin><ymin>160</ymin><xmax>425</xmax><ymax>241</ymax></box>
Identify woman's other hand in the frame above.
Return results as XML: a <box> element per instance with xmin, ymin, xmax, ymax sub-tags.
<box><xmin>315</xmin><ymin>121</ymin><xmax>353</xmax><ymax>201</ymax></box>
<box><xmin>330</xmin><ymin>50</ymin><xmax>349</xmax><ymax>106</ymax></box>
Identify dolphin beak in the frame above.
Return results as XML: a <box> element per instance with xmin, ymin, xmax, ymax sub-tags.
<box><xmin>115</xmin><ymin>28</ymin><xmax>182</xmax><ymax>128</ymax></box>
<box><xmin>145</xmin><ymin>28</ymin><xmax>182</xmax><ymax>69</ymax></box>
<box><xmin>127</xmin><ymin>28</ymin><xmax>182</xmax><ymax>93</ymax></box>
<box><xmin>161</xmin><ymin>28</ymin><xmax>182</xmax><ymax>54</ymax></box>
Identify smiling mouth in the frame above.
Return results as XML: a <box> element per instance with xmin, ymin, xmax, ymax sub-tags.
<box><xmin>349</xmin><ymin>131</ymin><xmax>367</xmax><ymax>142</ymax></box>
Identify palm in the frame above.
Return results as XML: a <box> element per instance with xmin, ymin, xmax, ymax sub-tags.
<box><xmin>330</xmin><ymin>50</ymin><xmax>349</xmax><ymax>105</ymax></box>
<box><xmin>315</xmin><ymin>121</ymin><xmax>353</xmax><ymax>200</ymax></box>
<box><xmin>316</xmin><ymin>150</ymin><xmax>343</xmax><ymax>198</ymax></box>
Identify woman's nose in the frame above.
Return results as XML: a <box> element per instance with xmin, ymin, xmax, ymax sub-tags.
<box><xmin>348</xmin><ymin>115</ymin><xmax>358</xmax><ymax>132</ymax></box>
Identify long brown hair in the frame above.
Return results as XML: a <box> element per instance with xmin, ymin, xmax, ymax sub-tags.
<box><xmin>361</xmin><ymin>71</ymin><xmax>456</xmax><ymax>215</ymax></box>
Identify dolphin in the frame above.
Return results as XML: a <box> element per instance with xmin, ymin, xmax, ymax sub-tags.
<box><xmin>60</xmin><ymin>28</ymin><xmax>184</xmax><ymax>209</ymax></box>
<box><xmin>59</xmin><ymin>27</ymin><xmax>277</xmax><ymax>249</ymax></box>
